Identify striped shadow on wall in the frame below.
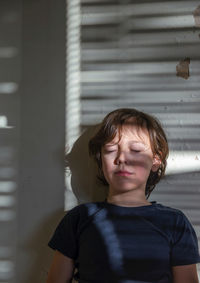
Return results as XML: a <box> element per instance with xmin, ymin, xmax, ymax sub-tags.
<box><xmin>66</xmin><ymin>0</ymin><xmax>200</xmax><ymax>275</ymax></box>
<box><xmin>0</xmin><ymin>0</ymin><xmax>20</xmax><ymax>282</ymax></box>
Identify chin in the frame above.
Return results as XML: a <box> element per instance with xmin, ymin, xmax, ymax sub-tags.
<box><xmin>111</xmin><ymin>183</ymin><xmax>139</xmax><ymax>193</ymax></box>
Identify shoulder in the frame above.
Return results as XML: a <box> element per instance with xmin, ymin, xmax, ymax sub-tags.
<box><xmin>154</xmin><ymin>203</ymin><xmax>186</xmax><ymax>220</ymax></box>
<box><xmin>65</xmin><ymin>201</ymin><xmax>104</xmax><ymax>220</ymax></box>
<box><xmin>156</xmin><ymin>205</ymin><xmax>200</xmax><ymax>266</ymax></box>
<box><xmin>61</xmin><ymin>202</ymin><xmax>105</xmax><ymax>237</ymax></box>
<box><xmin>154</xmin><ymin>202</ymin><xmax>183</xmax><ymax>215</ymax></box>
<box><xmin>152</xmin><ymin>202</ymin><xmax>193</xmax><ymax>232</ymax></box>
<box><xmin>154</xmin><ymin>203</ymin><xmax>197</xmax><ymax>238</ymax></box>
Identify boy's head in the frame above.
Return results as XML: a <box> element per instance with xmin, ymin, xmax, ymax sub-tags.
<box><xmin>88</xmin><ymin>108</ymin><xmax>169</xmax><ymax>198</ymax></box>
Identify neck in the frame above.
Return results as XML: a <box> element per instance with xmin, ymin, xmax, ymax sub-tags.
<box><xmin>107</xmin><ymin>189</ymin><xmax>151</xmax><ymax>207</ymax></box>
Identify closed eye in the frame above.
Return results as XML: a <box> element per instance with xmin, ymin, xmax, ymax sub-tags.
<box><xmin>105</xmin><ymin>150</ymin><xmax>116</xmax><ymax>153</ymax></box>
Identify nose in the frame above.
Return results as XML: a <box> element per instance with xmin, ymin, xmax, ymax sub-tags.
<box><xmin>114</xmin><ymin>150</ymin><xmax>128</xmax><ymax>165</ymax></box>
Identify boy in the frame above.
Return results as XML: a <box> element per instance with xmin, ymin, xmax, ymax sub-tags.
<box><xmin>47</xmin><ymin>108</ymin><xmax>200</xmax><ymax>283</ymax></box>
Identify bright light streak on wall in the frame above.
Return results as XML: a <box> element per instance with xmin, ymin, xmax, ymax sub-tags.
<box><xmin>0</xmin><ymin>210</ymin><xmax>15</xmax><ymax>221</ymax></box>
<box><xmin>82</xmin><ymin>1</ymin><xmax>199</xmax><ymax>26</ymax></box>
<box><xmin>0</xmin><ymin>255</ymin><xmax>14</xmax><ymax>279</ymax></box>
<box><xmin>0</xmin><ymin>249</ymin><xmax>14</xmax><ymax>280</ymax></box>
<box><xmin>127</xmin><ymin>15</ymin><xmax>195</xmax><ymax>30</ymax></box>
<box><xmin>0</xmin><ymin>47</ymin><xmax>18</xmax><ymax>58</ymax></box>
<box><xmin>0</xmin><ymin>116</ymin><xmax>8</xmax><ymax>128</ymax></box>
<box><xmin>82</xmin><ymin>60</ymin><xmax>200</xmax><ymax>77</ymax></box>
<box><xmin>0</xmin><ymin>260</ymin><xmax>14</xmax><ymax>274</ymax></box>
<box><xmin>81</xmin><ymin>1</ymin><xmax>199</xmax><ymax>17</ymax></box>
<box><xmin>0</xmin><ymin>261</ymin><xmax>14</xmax><ymax>280</ymax></box>
<box><xmin>83</xmin><ymin>14</ymin><xmax>195</xmax><ymax>28</ymax></box>
<box><xmin>65</xmin><ymin>0</ymin><xmax>81</xmax><ymax>149</ymax></box>
<box><xmin>0</xmin><ymin>116</ymin><xmax>14</xmax><ymax>129</ymax></box>
<box><xmin>0</xmin><ymin>168</ymin><xmax>15</xmax><ymax>178</ymax></box>
<box><xmin>0</xmin><ymin>196</ymin><xmax>15</xmax><ymax>207</ymax></box>
<box><xmin>0</xmin><ymin>82</ymin><xmax>18</xmax><ymax>94</ymax></box>
<box><xmin>166</xmin><ymin>151</ymin><xmax>200</xmax><ymax>175</ymax></box>
<box><xmin>0</xmin><ymin>182</ymin><xmax>16</xmax><ymax>193</ymax></box>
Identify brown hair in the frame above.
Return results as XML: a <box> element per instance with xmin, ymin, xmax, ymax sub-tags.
<box><xmin>88</xmin><ymin>108</ymin><xmax>169</xmax><ymax>198</ymax></box>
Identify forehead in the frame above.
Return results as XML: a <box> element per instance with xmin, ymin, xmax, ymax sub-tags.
<box><xmin>108</xmin><ymin>125</ymin><xmax>151</xmax><ymax>145</ymax></box>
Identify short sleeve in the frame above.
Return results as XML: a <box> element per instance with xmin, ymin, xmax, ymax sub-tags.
<box><xmin>48</xmin><ymin>209</ymin><xmax>79</xmax><ymax>259</ymax></box>
<box><xmin>171</xmin><ymin>212</ymin><xmax>200</xmax><ymax>266</ymax></box>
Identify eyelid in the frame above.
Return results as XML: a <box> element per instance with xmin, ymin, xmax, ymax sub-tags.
<box><xmin>104</xmin><ymin>147</ymin><xmax>117</xmax><ymax>151</ymax></box>
<box><xmin>103</xmin><ymin>149</ymin><xmax>116</xmax><ymax>154</ymax></box>
<box><xmin>130</xmin><ymin>145</ymin><xmax>146</xmax><ymax>150</ymax></box>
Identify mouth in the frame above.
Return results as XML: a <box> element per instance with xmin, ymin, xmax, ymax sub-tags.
<box><xmin>115</xmin><ymin>170</ymin><xmax>132</xmax><ymax>176</ymax></box>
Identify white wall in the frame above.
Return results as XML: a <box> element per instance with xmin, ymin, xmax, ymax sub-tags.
<box><xmin>17</xmin><ymin>1</ymin><xmax>66</xmax><ymax>282</ymax></box>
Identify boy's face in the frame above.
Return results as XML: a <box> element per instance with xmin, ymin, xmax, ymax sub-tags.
<box><xmin>101</xmin><ymin>125</ymin><xmax>160</xmax><ymax>195</ymax></box>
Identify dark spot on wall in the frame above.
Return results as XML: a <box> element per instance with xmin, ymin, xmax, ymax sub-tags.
<box><xmin>193</xmin><ymin>5</ymin><xmax>200</xmax><ymax>27</ymax></box>
<box><xmin>176</xmin><ymin>58</ymin><xmax>190</xmax><ymax>80</ymax></box>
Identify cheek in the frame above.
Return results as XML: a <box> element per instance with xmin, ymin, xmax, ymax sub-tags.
<box><xmin>135</xmin><ymin>165</ymin><xmax>152</xmax><ymax>177</ymax></box>
<box><xmin>130</xmin><ymin>155</ymin><xmax>154</xmax><ymax>173</ymax></box>
<box><xmin>101</xmin><ymin>156</ymin><xmax>114</xmax><ymax>179</ymax></box>
<box><xmin>129</xmin><ymin>153</ymin><xmax>152</xmax><ymax>164</ymax></box>
<box><xmin>101</xmin><ymin>162</ymin><xmax>111</xmax><ymax>185</ymax></box>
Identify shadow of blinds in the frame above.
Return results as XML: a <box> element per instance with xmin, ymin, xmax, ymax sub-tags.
<box><xmin>0</xmin><ymin>1</ymin><xmax>20</xmax><ymax>282</ymax></box>
<box><xmin>75</xmin><ymin>0</ymin><xmax>200</xmax><ymax>272</ymax></box>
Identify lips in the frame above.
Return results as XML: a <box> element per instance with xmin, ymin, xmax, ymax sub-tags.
<box><xmin>115</xmin><ymin>170</ymin><xmax>132</xmax><ymax>176</ymax></box>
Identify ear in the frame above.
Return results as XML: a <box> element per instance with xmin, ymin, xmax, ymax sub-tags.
<box><xmin>151</xmin><ymin>155</ymin><xmax>161</xmax><ymax>172</ymax></box>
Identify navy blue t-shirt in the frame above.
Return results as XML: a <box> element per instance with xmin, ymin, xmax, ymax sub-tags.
<box><xmin>48</xmin><ymin>202</ymin><xmax>200</xmax><ymax>283</ymax></box>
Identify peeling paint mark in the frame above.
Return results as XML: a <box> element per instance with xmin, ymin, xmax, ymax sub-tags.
<box><xmin>176</xmin><ymin>58</ymin><xmax>190</xmax><ymax>79</ymax></box>
<box><xmin>193</xmin><ymin>5</ymin><xmax>200</xmax><ymax>27</ymax></box>
<box><xmin>195</xmin><ymin>156</ymin><xmax>199</xmax><ymax>160</ymax></box>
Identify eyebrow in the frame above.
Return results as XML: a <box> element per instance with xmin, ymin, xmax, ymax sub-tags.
<box><xmin>130</xmin><ymin>141</ymin><xmax>146</xmax><ymax>146</ymax></box>
<box><xmin>104</xmin><ymin>141</ymin><xmax>146</xmax><ymax>147</ymax></box>
<box><xmin>104</xmin><ymin>143</ymin><xmax>118</xmax><ymax>147</ymax></box>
